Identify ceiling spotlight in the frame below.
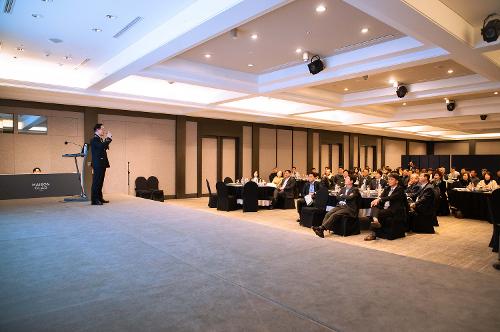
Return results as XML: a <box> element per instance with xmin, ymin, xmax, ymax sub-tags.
<box><xmin>295</xmin><ymin>48</ymin><xmax>302</xmax><ymax>53</ymax></box>
<box><xmin>447</xmin><ymin>69</ymin><xmax>454</xmax><ymax>74</ymax></box>
<box><xmin>403</xmin><ymin>102</ymin><xmax>407</xmax><ymax>106</ymax></box>
<box><xmin>344</xmin><ymin>88</ymin><xmax>349</xmax><ymax>91</ymax></box>
<box><xmin>302</xmin><ymin>51</ymin><xmax>309</xmax><ymax>62</ymax></box>
<box><xmin>396</xmin><ymin>85</ymin><xmax>407</xmax><ymax>98</ymax></box>
<box><xmin>392</xmin><ymin>81</ymin><xmax>399</xmax><ymax>88</ymax></box>
<box><xmin>91</xmin><ymin>28</ymin><xmax>102</xmax><ymax>32</ymax></box>
<box><xmin>388</xmin><ymin>78</ymin><xmax>395</xmax><ymax>85</ymax></box>
<box><xmin>247</xmin><ymin>63</ymin><xmax>254</xmax><ymax>67</ymax></box>
<box><xmin>204</xmin><ymin>54</ymin><xmax>211</xmax><ymax>58</ymax></box>
<box><xmin>251</xmin><ymin>34</ymin><xmax>258</xmax><ymax>40</ymax></box>
<box><xmin>494</xmin><ymin>91</ymin><xmax>498</xmax><ymax>95</ymax></box>
<box><xmin>44</xmin><ymin>52</ymin><xmax>50</xmax><ymax>57</ymax></box>
<box><xmin>361</xmin><ymin>28</ymin><xmax>369</xmax><ymax>34</ymax></box>
<box><xmin>481</xmin><ymin>13</ymin><xmax>500</xmax><ymax>43</ymax></box>
<box><xmin>16</xmin><ymin>46</ymin><xmax>24</xmax><ymax>52</ymax></box>
<box><xmin>105</xmin><ymin>14</ymin><xmax>116</xmax><ymax>19</ymax></box>
<box><xmin>32</xmin><ymin>14</ymin><xmax>43</xmax><ymax>18</ymax></box>
<box><xmin>316</xmin><ymin>5</ymin><xmax>326</xmax><ymax>13</ymax></box>
<box><xmin>446</xmin><ymin>100</ymin><xmax>456</xmax><ymax>111</ymax></box>
<box><xmin>307</xmin><ymin>55</ymin><xmax>324</xmax><ymax>75</ymax></box>
<box><xmin>64</xmin><ymin>55</ymin><xmax>72</xmax><ymax>60</ymax></box>
<box><xmin>230</xmin><ymin>28</ymin><xmax>238</xmax><ymax>39</ymax></box>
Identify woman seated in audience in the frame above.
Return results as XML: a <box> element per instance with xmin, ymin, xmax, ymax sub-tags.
<box><xmin>272</xmin><ymin>170</ymin><xmax>283</xmax><ymax>187</ymax></box>
<box><xmin>496</xmin><ymin>169</ymin><xmax>500</xmax><ymax>182</ymax></box>
<box><xmin>251</xmin><ymin>171</ymin><xmax>260</xmax><ymax>183</ymax></box>
<box><xmin>453</xmin><ymin>172</ymin><xmax>471</xmax><ymax>189</ymax></box>
<box><xmin>432</xmin><ymin>171</ymin><xmax>450</xmax><ymax>216</ymax></box>
<box><xmin>477</xmin><ymin>171</ymin><xmax>498</xmax><ymax>191</ymax></box>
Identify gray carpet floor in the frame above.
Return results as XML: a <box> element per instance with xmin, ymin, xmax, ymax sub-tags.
<box><xmin>1</xmin><ymin>194</ymin><xmax>499</xmax><ymax>332</ymax></box>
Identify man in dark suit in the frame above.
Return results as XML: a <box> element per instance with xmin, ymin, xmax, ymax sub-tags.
<box><xmin>408</xmin><ymin>173</ymin><xmax>435</xmax><ymax>233</ymax></box>
<box><xmin>296</xmin><ymin>173</ymin><xmax>319</xmax><ymax>222</ymax></box>
<box><xmin>370</xmin><ymin>170</ymin><xmax>387</xmax><ymax>190</ymax></box>
<box><xmin>358</xmin><ymin>168</ymin><xmax>371</xmax><ymax>188</ymax></box>
<box><xmin>333</xmin><ymin>167</ymin><xmax>344</xmax><ymax>187</ymax></box>
<box><xmin>312</xmin><ymin>173</ymin><xmax>360</xmax><ymax>238</ymax></box>
<box><xmin>405</xmin><ymin>173</ymin><xmax>420</xmax><ymax>195</ymax></box>
<box><xmin>365</xmin><ymin>172</ymin><xmax>407</xmax><ymax>241</ymax></box>
<box><xmin>91</xmin><ymin>123</ymin><xmax>112</xmax><ymax>205</ymax></box>
<box><xmin>273</xmin><ymin>169</ymin><xmax>295</xmax><ymax>208</ymax></box>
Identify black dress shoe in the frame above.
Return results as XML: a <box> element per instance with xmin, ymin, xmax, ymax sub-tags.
<box><xmin>91</xmin><ymin>201</ymin><xmax>103</xmax><ymax>205</ymax></box>
<box><xmin>312</xmin><ymin>226</ymin><xmax>324</xmax><ymax>238</ymax></box>
<box><xmin>100</xmin><ymin>200</ymin><xmax>109</xmax><ymax>203</ymax></box>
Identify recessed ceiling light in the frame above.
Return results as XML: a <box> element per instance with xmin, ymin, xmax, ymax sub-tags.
<box><xmin>32</xmin><ymin>14</ymin><xmax>43</xmax><ymax>18</ymax></box>
<box><xmin>494</xmin><ymin>91</ymin><xmax>498</xmax><ymax>95</ymax></box>
<box><xmin>316</xmin><ymin>4</ymin><xmax>326</xmax><ymax>13</ymax></box>
<box><xmin>402</xmin><ymin>102</ymin><xmax>407</xmax><ymax>106</ymax></box>
<box><xmin>295</xmin><ymin>48</ymin><xmax>302</xmax><ymax>53</ymax></box>
<box><xmin>16</xmin><ymin>46</ymin><xmax>24</xmax><ymax>52</ymax></box>
<box><xmin>247</xmin><ymin>64</ymin><xmax>254</xmax><ymax>67</ymax></box>
<box><xmin>204</xmin><ymin>54</ymin><xmax>211</xmax><ymax>58</ymax></box>
<box><xmin>447</xmin><ymin>69</ymin><xmax>454</xmax><ymax>74</ymax></box>
<box><xmin>251</xmin><ymin>34</ymin><xmax>258</xmax><ymax>40</ymax></box>
<box><xmin>344</xmin><ymin>88</ymin><xmax>349</xmax><ymax>91</ymax></box>
<box><xmin>388</xmin><ymin>78</ymin><xmax>395</xmax><ymax>84</ymax></box>
<box><xmin>64</xmin><ymin>55</ymin><xmax>72</xmax><ymax>60</ymax></box>
<box><xmin>361</xmin><ymin>28</ymin><xmax>369</xmax><ymax>33</ymax></box>
<box><xmin>91</xmin><ymin>28</ymin><xmax>102</xmax><ymax>32</ymax></box>
<box><xmin>105</xmin><ymin>14</ymin><xmax>116</xmax><ymax>19</ymax></box>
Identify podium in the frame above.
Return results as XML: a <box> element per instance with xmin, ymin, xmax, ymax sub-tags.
<box><xmin>62</xmin><ymin>143</ymin><xmax>88</xmax><ymax>202</ymax></box>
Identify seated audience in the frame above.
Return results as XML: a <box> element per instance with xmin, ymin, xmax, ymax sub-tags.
<box><xmin>364</xmin><ymin>172</ymin><xmax>406</xmax><ymax>241</ymax></box>
<box><xmin>496</xmin><ymin>169</ymin><xmax>500</xmax><ymax>182</ymax></box>
<box><xmin>449</xmin><ymin>167</ymin><xmax>460</xmax><ymax>180</ymax></box>
<box><xmin>296</xmin><ymin>173</ymin><xmax>319</xmax><ymax>222</ymax></box>
<box><xmin>453</xmin><ymin>172</ymin><xmax>471</xmax><ymax>189</ymax></box>
<box><xmin>358</xmin><ymin>168</ymin><xmax>371</xmax><ymax>189</ymax></box>
<box><xmin>481</xmin><ymin>168</ymin><xmax>488</xmax><ymax>179</ymax></box>
<box><xmin>32</xmin><ymin>167</ymin><xmax>42</xmax><ymax>174</ymax></box>
<box><xmin>405</xmin><ymin>173</ymin><xmax>420</xmax><ymax>195</ymax></box>
<box><xmin>370</xmin><ymin>170</ymin><xmax>387</xmax><ymax>190</ymax></box>
<box><xmin>272</xmin><ymin>170</ymin><xmax>283</xmax><ymax>187</ymax></box>
<box><xmin>432</xmin><ymin>171</ymin><xmax>450</xmax><ymax>216</ymax></box>
<box><xmin>323</xmin><ymin>167</ymin><xmax>334</xmax><ymax>188</ymax></box>
<box><xmin>269</xmin><ymin>167</ymin><xmax>278</xmax><ymax>183</ymax></box>
<box><xmin>401</xmin><ymin>169</ymin><xmax>410</xmax><ymax>187</ymax></box>
<box><xmin>251</xmin><ymin>171</ymin><xmax>260</xmax><ymax>183</ymax></box>
<box><xmin>312</xmin><ymin>173</ymin><xmax>360</xmax><ymax>238</ymax></box>
<box><xmin>273</xmin><ymin>170</ymin><xmax>295</xmax><ymax>207</ymax></box>
<box><xmin>438</xmin><ymin>166</ymin><xmax>447</xmax><ymax>180</ymax></box>
<box><xmin>409</xmin><ymin>173</ymin><xmax>436</xmax><ymax>233</ymax></box>
<box><xmin>469</xmin><ymin>169</ymin><xmax>480</xmax><ymax>186</ymax></box>
<box><xmin>477</xmin><ymin>172</ymin><xmax>498</xmax><ymax>191</ymax></box>
<box><xmin>311</xmin><ymin>168</ymin><xmax>319</xmax><ymax>178</ymax></box>
<box><xmin>291</xmin><ymin>166</ymin><xmax>300</xmax><ymax>178</ymax></box>
<box><xmin>333</xmin><ymin>167</ymin><xmax>344</xmax><ymax>187</ymax></box>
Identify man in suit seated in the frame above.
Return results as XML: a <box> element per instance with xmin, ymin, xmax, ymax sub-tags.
<box><xmin>370</xmin><ymin>170</ymin><xmax>387</xmax><ymax>190</ymax></box>
<box><xmin>322</xmin><ymin>167</ymin><xmax>334</xmax><ymax>189</ymax></box>
<box><xmin>269</xmin><ymin>167</ymin><xmax>278</xmax><ymax>183</ymax></box>
<box><xmin>364</xmin><ymin>172</ymin><xmax>407</xmax><ymax>241</ymax></box>
<box><xmin>312</xmin><ymin>173</ymin><xmax>360</xmax><ymax>238</ymax></box>
<box><xmin>296</xmin><ymin>173</ymin><xmax>319</xmax><ymax>222</ymax></box>
<box><xmin>358</xmin><ymin>168</ymin><xmax>371</xmax><ymax>189</ymax></box>
<box><xmin>333</xmin><ymin>167</ymin><xmax>345</xmax><ymax>187</ymax></box>
<box><xmin>273</xmin><ymin>169</ymin><xmax>296</xmax><ymax>208</ymax></box>
<box><xmin>408</xmin><ymin>173</ymin><xmax>436</xmax><ymax>233</ymax></box>
<box><xmin>405</xmin><ymin>173</ymin><xmax>420</xmax><ymax>195</ymax></box>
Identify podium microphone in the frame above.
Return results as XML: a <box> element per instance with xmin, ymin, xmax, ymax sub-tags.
<box><xmin>65</xmin><ymin>141</ymin><xmax>82</xmax><ymax>148</ymax></box>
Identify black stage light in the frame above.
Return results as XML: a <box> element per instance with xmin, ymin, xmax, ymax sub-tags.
<box><xmin>447</xmin><ymin>100</ymin><xmax>456</xmax><ymax>112</ymax></box>
<box><xmin>480</xmin><ymin>114</ymin><xmax>488</xmax><ymax>120</ymax></box>
<box><xmin>481</xmin><ymin>14</ymin><xmax>500</xmax><ymax>43</ymax></box>
<box><xmin>308</xmin><ymin>55</ymin><xmax>324</xmax><ymax>75</ymax></box>
<box><xmin>396</xmin><ymin>85</ymin><xmax>407</xmax><ymax>98</ymax></box>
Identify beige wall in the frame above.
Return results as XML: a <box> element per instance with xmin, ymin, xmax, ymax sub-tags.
<box><xmin>384</xmin><ymin>139</ymin><xmax>405</xmax><ymax>168</ymax></box>
<box><xmin>201</xmin><ymin>137</ymin><xmax>217</xmax><ymax>194</ymax></box>
<box><xmin>259</xmin><ymin>128</ymin><xmax>276</xmax><ymax>176</ymax></box>
<box><xmin>313</xmin><ymin>132</ymin><xmax>320</xmax><ymax>170</ymax></box>
<box><xmin>434</xmin><ymin>142</ymin><xmax>469</xmax><ymax>155</ymax></box>
<box><xmin>359</xmin><ymin>146</ymin><xmax>366</xmax><ymax>169</ymax></box>
<box><xmin>292</xmin><ymin>130</ymin><xmax>307</xmax><ymax>175</ymax></box>
<box><xmin>222</xmin><ymin>138</ymin><xmax>236</xmax><ymax>181</ymax></box>
<box><xmin>0</xmin><ymin>107</ymin><xmax>84</xmax><ymax>175</ymax></box>
<box><xmin>332</xmin><ymin>144</ymin><xmax>340</xmax><ymax>171</ymax></box>
<box><xmin>276</xmin><ymin>129</ymin><xmax>292</xmax><ymax>170</ymax></box>
<box><xmin>242</xmin><ymin>126</ymin><xmax>252</xmax><ymax>178</ymax></box>
<box><xmin>321</xmin><ymin>144</ymin><xmax>329</xmax><ymax>170</ymax></box>
<box><xmin>353</xmin><ymin>136</ymin><xmax>359</xmax><ymax>167</ymax></box>
<box><xmin>344</xmin><ymin>135</ymin><xmax>350</xmax><ymax>168</ymax></box>
<box><xmin>376</xmin><ymin>138</ymin><xmax>382</xmax><ymax>169</ymax></box>
<box><xmin>476</xmin><ymin>141</ymin><xmax>500</xmax><ymax>155</ymax></box>
<box><xmin>367</xmin><ymin>146</ymin><xmax>374</xmax><ymax>169</ymax></box>
<box><xmin>98</xmin><ymin>114</ymin><xmax>175</xmax><ymax>195</ymax></box>
<box><xmin>409</xmin><ymin>141</ymin><xmax>426</xmax><ymax>155</ymax></box>
<box><xmin>185</xmin><ymin>121</ymin><xmax>197</xmax><ymax>194</ymax></box>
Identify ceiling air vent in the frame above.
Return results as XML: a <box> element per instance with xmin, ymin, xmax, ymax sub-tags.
<box><xmin>3</xmin><ymin>0</ymin><xmax>15</xmax><ymax>14</ymax></box>
<box><xmin>49</xmin><ymin>38</ymin><xmax>63</xmax><ymax>44</ymax></box>
<box><xmin>113</xmin><ymin>16</ymin><xmax>143</xmax><ymax>39</ymax></box>
<box><xmin>74</xmin><ymin>58</ymin><xmax>91</xmax><ymax>70</ymax></box>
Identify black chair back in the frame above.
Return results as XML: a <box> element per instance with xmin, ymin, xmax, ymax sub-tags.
<box><xmin>206</xmin><ymin>179</ymin><xmax>212</xmax><ymax>195</ymax></box>
<box><xmin>135</xmin><ymin>177</ymin><xmax>148</xmax><ymax>190</ymax></box>
<box><xmin>216</xmin><ymin>181</ymin><xmax>228</xmax><ymax>198</ymax></box>
<box><xmin>314</xmin><ymin>186</ymin><xmax>329</xmax><ymax>210</ymax></box>
<box><xmin>491</xmin><ymin>189</ymin><xmax>500</xmax><ymax>225</ymax></box>
<box><xmin>242</xmin><ymin>181</ymin><xmax>258</xmax><ymax>212</ymax></box>
<box><xmin>147</xmin><ymin>176</ymin><xmax>160</xmax><ymax>190</ymax></box>
<box><xmin>223</xmin><ymin>177</ymin><xmax>233</xmax><ymax>184</ymax></box>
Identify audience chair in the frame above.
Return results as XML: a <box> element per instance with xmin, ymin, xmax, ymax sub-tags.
<box><xmin>147</xmin><ymin>176</ymin><xmax>164</xmax><ymax>202</ymax></box>
<box><xmin>135</xmin><ymin>177</ymin><xmax>152</xmax><ymax>199</ymax></box>
<box><xmin>332</xmin><ymin>194</ymin><xmax>362</xmax><ymax>236</ymax></box>
<box><xmin>206</xmin><ymin>179</ymin><xmax>218</xmax><ymax>208</ymax></box>
<box><xmin>300</xmin><ymin>186</ymin><xmax>329</xmax><ymax>228</ymax></box>
<box><xmin>489</xmin><ymin>189</ymin><xmax>500</xmax><ymax>253</ymax></box>
<box><xmin>376</xmin><ymin>205</ymin><xmax>408</xmax><ymax>240</ymax></box>
<box><xmin>242</xmin><ymin>181</ymin><xmax>258</xmax><ymax>212</ymax></box>
<box><xmin>216</xmin><ymin>181</ymin><xmax>238</xmax><ymax>211</ymax></box>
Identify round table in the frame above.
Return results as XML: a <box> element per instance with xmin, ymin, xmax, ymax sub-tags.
<box><xmin>447</xmin><ymin>189</ymin><xmax>493</xmax><ymax>222</ymax></box>
<box><xmin>226</xmin><ymin>183</ymin><xmax>276</xmax><ymax>206</ymax></box>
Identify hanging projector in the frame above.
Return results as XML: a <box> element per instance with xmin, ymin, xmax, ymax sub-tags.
<box><xmin>307</xmin><ymin>55</ymin><xmax>324</xmax><ymax>75</ymax></box>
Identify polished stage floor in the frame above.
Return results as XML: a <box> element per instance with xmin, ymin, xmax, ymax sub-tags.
<box><xmin>1</xmin><ymin>194</ymin><xmax>499</xmax><ymax>331</ymax></box>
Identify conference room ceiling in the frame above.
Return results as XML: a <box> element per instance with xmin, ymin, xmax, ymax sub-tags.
<box><xmin>1</xmin><ymin>0</ymin><xmax>500</xmax><ymax>141</ymax></box>
<box><xmin>177</xmin><ymin>0</ymin><xmax>403</xmax><ymax>73</ymax></box>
